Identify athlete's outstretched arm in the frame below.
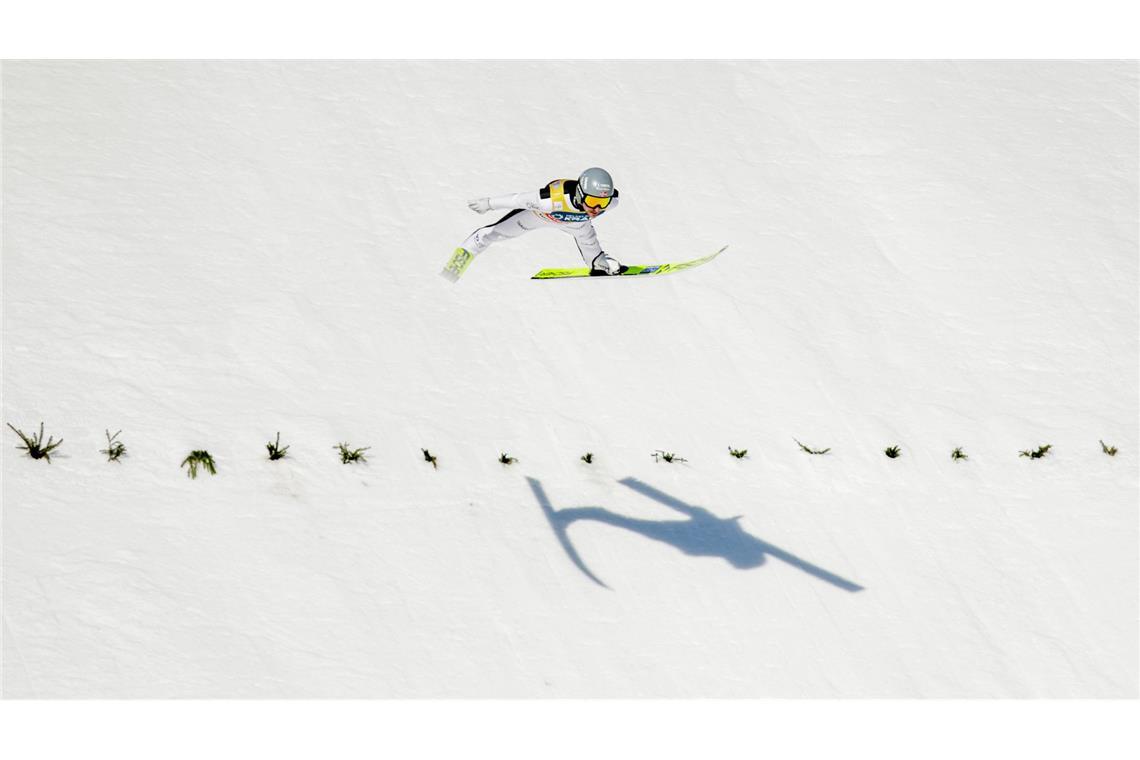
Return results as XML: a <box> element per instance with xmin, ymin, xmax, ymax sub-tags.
<box><xmin>570</xmin><ymin>220</ymin><xmax>603</xmax><ymax>261</ymax></box>
<box><xmin>467</xmin><ymin>189</ymin><xmax>553</xmax><ymax>214</ymax></box>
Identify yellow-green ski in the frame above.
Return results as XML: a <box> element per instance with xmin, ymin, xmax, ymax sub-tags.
<box><xmin>531</xmin><ymin>246</ymin><xmax>727</xmax><ymax>280</ymax></box>
<box><xmin>440</xmin><ymin>247</ymin><xmax>475</xmax><ymax>282</ymax></box>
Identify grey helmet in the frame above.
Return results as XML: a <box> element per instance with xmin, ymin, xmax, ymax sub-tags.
<box><xmin>574</xmin><ymin>167</ymin><xmax>614</xmax><ymax>209</ymax></box>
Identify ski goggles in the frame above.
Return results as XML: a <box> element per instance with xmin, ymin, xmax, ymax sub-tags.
<box><xmin>582</xmin><ymin>194</ymin><xmax>612</xmax><ymax>210</ymax></box>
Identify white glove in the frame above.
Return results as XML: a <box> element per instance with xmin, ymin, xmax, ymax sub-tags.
<box><xmin>591</xmin><ymin>252</ymin><xmax>624</xmax><ymax>275</ymax></box>
<box><xmin>467</xmin><ymin>197</ymin><xmax>492</xmax><ymax>214</ymax></box>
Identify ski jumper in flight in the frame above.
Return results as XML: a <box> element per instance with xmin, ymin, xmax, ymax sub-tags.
<box><xmin>442</xmin><ymin>167</ymin><xmax>626</xmax><ymax>281</ymax></box>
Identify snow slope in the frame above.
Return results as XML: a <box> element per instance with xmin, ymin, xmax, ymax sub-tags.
<box><xmin>2</xmin><ymin>60</ymin><xmax>1137</xmax><ymax>698</ymax></box>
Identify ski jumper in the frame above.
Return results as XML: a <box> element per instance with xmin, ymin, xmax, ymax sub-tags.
<box><xmin>461</xmin><ymin>179</ymin><xmax>620</xmax><ymax>267</ymax></box>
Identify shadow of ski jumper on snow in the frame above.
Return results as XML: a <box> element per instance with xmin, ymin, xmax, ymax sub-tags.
<box><xmin>527</xmin><ymin>477</ymin><xmax>863</xmax><ymax>593</ymax></box>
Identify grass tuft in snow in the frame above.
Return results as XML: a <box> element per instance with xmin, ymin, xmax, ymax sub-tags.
<box><xmin>652</xmin><ymin>450</ymin><xmax>686</xmax><ymax>463</ymax></box>
<box><xmin>794</xmin><ymin>438</ymin><xmax>830</xmax><ymax>456</ymax></box>
<box><xmin>335</xmin><ymin>443</ymin><xmax>370</xmax><ymax>464</ymax></box>
<box><xmin>101</xmin><ymin>429</ymin><xmax>126</xmax><ymax>462</ymax></box>
<box><xmin>6</xmin><ymin>422</ymin><xmax>63</xmax><ymax>463</ymax></box>
<box><xmin>422</xmin><ymin>448</ymin><xmax>438</xmax><ymax>469</ymax></box>
<box><xmin>951</xmin><ymin>447</ymin><xmax>969</xmax><ymax>461</ymax></box>
<box><xmin>266</xmin><ymin>432</ymin><xmax>290</xmax><ymax>461</ymax></box>
<box><xmin>1019</xmin><ymin>444</ymin><xmax>1053</xmax><ymax>460</ymax></box>
<box><xmin>580</xmin><ymin>452</ymin><xmax>593</xmax><ymax>464</ymax></box>
<box><xmin>181</xmin><ymin>450</ymin><xmax>217</xmax><ymax>478</ymax></box>
<box><xmin>1100</xmin><ymin>440</ymin><xmax>1118</xmax><ymax>457</ymax></box>
<box><xmin>499</xmin><ymin>453</ymin><xmax>518</xmax><ymax>465</ymax></box>
<box><xmin>728</xmin><ymin>447</ymin><xmax>748</xmax><ymax>459</ymax></box>
<box><xmin>884</xmin><ymin>445</ymin><xmax>902</xmax><ymax>459</ymax></box>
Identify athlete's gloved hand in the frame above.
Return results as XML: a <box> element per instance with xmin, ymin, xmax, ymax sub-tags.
<box><xmin>589</xmin><ymin>252</ymin><xmax>625</xmax><ymax>276</ymax></box>
<box><xmin>467</xmin><ymin>198</ymin><xmax>492</xmax><ymax>214</ymax></box>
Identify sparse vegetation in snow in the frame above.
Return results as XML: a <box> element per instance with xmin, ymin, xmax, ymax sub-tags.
<box><xmin>794</xmin><ymin>438</ymin><xmax>830</xmax><ymax>456</ymax></box>
<box><xmin>652</xmin><ymin>450</ymin><xmax>686</xmax><ymax>463</ymax></box>
<box><xmin>335</xmin><ymin>443</ymin><xmax>370</xmax><ymax>464</ymax></box>
<box><xmin>181</xmin><ymin>450</ymin><xmax>217</xmax><ymax>478</ymax></box>
<box><xmin>266</xmin><ymin>432</ymin><xmax>290</xmax><ymax>461</ymax></box>
<box><xmin>1019</xmin><ymin>444</ymin><xmax>1052</xmax><ymax>460</ymax></box>
<box><xmin>101</xmin><ymin>430</ymin><xmax>126</xmax><ymax>462</ymax></box>
<box><xmin>7</xmin><ymin>422</ymin><xmax>63</xmax><ymax>462</ymax></box>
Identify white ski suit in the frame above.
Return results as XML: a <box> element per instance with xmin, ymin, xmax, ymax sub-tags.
<box><xmin>462</xmin><ymin>179</ymin><xmax>622</xmax><ymax>273</ymax></box>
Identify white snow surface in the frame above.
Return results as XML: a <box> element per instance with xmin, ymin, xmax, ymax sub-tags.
<box><xmin>2</xmin><ymin>60</ymin><xmax>1137</xmax><ymax>698</ymax></box>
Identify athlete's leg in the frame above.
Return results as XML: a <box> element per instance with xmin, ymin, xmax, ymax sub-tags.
<box><xmin>461</xmin><ymin>209</ymin><xmax>545</xmax><ymax>255</ymax></box>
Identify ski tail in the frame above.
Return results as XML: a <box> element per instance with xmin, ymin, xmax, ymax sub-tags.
<box><xmin>441</xmin><ymin>247</ymin><xmax>475</xmax><ymax>282</ymax></box>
